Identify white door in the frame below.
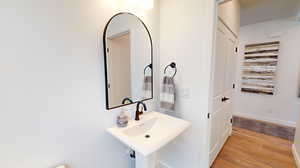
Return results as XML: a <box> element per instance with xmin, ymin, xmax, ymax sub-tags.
<box><xmin>209</xmin><ymin>19</ymin><xmax>237</xmax><ymax>166</ymax></box>
<box><xmin>223</xmin><ymin>31</ymin><xmax>236</xmax><ymax>139</ymax></box>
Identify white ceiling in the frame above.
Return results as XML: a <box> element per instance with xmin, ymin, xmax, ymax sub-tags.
<box><xmin>240</xmin><ymin>0</ymin><xmax>300</xmax><ymax>26</ymax></box>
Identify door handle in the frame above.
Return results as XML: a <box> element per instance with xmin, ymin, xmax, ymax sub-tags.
<box><xmin>221</xmin><ymin>97</ymin><xmax>230</xmax><ymax>102</ymax></box>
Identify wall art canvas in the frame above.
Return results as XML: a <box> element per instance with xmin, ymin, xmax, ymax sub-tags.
<box><xmin>241</xmin><ymin>41</ymin><xmax>280</xmax><ymax>95</ymax></box>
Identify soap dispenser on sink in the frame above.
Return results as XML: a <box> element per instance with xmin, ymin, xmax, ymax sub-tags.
<box><xmin>116</xmin><ymin>98</ymin><xmax>134</xmax><ymax>127</ymax></box>
<box><xmin>117</xmin><ymin>111</ymin><xmax>129</xmax><ymax>128</ymax></box>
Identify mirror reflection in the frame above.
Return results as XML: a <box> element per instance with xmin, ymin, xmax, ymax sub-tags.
<box><xmin>103</xmin><ymin>13</ymin><xmax>153</xmax><ymax>109</ymax></box>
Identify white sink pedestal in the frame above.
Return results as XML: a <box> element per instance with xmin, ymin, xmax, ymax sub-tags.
<box><xmin>107</xmin><ymin>112</ymin><xmax>191</xmax><ymax>168</ymax></box>
<box><xmin>136</xmin><ymin>152</ymin><xmax>157</xmax><ymax>168</ymax></box>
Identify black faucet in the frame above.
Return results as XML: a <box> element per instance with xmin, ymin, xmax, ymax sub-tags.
<box><xmin>135</xmin><ymin>101</ymin><xmax>147</xmax><ymax>121</ymax></box>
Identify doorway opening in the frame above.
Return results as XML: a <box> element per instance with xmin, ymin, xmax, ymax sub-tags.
<box><xmin>107</xmin><ymin>32</ymin><xmax>132</xmax><ymax>107</ymax></box>
<box><xmin>209</xmin><ymin>0</ymin><xmax>300</xmax><ymax>167</ymax></box>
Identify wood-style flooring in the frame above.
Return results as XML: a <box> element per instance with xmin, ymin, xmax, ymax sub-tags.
<box><xmin>211</xmin><ymin>127</ymin><xmax>297</xmax><ymax>168</ymax></box>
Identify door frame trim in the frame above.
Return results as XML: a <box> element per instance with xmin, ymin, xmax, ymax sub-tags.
<box><xmin>207</xmin><ymin>0</ymin><xmax>221</xmax><ymax>166</ymax></box>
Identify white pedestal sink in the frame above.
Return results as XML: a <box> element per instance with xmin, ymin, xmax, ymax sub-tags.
<box><xmin>107</xmin><ymin>112</ymin><xmax>191</xmax><ymax>168</ymax></box>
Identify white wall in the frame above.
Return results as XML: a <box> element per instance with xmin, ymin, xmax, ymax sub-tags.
<box><xmin>218</xmin><ymin>0</ymin><xmax>240</xmax><ymax>36</ymax></box>
<box><xmin>0</xmin><ymin>0</ymin><xmax>159</xmax><ymax>168</ymax></box>
<box><xmin>234</xmin><ymin>19</ymin><xmax>300</xmax><ymax>127</ymax></box>
<box><xmin>159</xmin><ymin>0</ymin><xmax>215</xmax><ymax>167</ymax></box>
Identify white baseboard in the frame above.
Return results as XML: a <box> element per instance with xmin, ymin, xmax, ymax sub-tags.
<box><xmin>234</xmin><ymin>112</ymin><xmax>296</xmax><ymax>127</ymax></box>
<box><xmin>292</xmin><ymin>144</ymin><xmax>300</xmax><ymax>168</ymax></box>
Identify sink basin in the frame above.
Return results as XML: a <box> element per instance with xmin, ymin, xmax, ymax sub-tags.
<box><xmin>123</xmin><ymin>117</ymin><xmax>158</xmax><ymax>137</ymax></box>
<box><xmin>107</xmin><ymin>111</ymin><xmax>191</xmax><ymax>156</ymax></box>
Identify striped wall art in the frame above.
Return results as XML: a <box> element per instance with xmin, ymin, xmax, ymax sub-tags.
<box><xmin>241</xmin><ymin>41</ymin><xmax>280</xmax><ymax>95</ymax></box>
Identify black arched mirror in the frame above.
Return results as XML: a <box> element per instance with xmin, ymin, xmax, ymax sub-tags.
<box><xmin>103</xmin><ymin>13</ymin><xmax>153</xmax><ymax>110</ymax></box>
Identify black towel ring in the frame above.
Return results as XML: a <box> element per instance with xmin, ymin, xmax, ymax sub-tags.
<box><xmin>144</xmin><ymin>64</ymin><xmax>152</xmax><ymax>75</ymax></box>
<box><xmin>164</xmin><ymin>62</ymin><xmax>177</xmax><ymax>78</ymax></box>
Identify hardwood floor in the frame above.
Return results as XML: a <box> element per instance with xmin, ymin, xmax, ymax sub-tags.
<box><xmin>211</xmin><ymin>127</ymin><xmax>297</xmax><ymax>168</ymax></box>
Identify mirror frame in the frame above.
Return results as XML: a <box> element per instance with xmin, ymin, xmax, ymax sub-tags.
<box><xmin>103</xmin><ymin>12</ymin><xmax>153</xmax><ymax>110</ymax></box>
